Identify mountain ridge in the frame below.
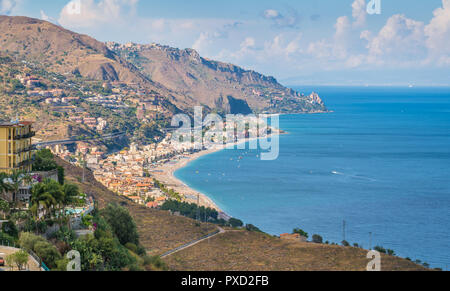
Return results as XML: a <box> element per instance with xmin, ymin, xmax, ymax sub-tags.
<box><xmin>0</xmin><ymin>15</ymin><xmax>326</xmax><ymax>115</ymax></box>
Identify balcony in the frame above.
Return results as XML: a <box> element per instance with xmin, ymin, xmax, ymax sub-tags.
<box><xmin>16</xmin><ymin>159</ymin><xmax>33</xmax><ymax>168</ymax></box>
<box><xmin>13</xmin><ymin>131</ymin><xmax>36</xmax><ymax>140</ymax></box>
<box><xmin>13</xmin><ymin>146</ymin><xmax>34</xmax><ymax>154</ymax></box>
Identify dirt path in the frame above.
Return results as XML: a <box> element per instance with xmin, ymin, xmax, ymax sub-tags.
<box><xmin>160</xmin><ymin>227</ymin><xmax>226</xmax><ymax>258</ymax></box>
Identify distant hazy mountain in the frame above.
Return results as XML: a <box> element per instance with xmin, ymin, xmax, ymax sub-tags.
<box><xmin>0</xmin><ymin>15</ymin><xmax>326</xmax><ymax>114</ymax></box>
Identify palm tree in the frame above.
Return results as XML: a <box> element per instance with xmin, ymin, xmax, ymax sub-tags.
<box><xmin>62</xmin><ymin>184</ymin><xmax>80</xmax><ymax>206</ymax></box>
<box><xmin>0</xmin><ymin>199</ymin><xmax>9</xmax><ymax>219</ymax></box>
<box><xmin>30</xmin><ymin>179</ymin><xmax>63</xmax><ymax>219</ymax></box>
<box><xmin>8</xmin><ymin>170</ymin><xmax>25</xmax><ymax>208</ymax></box>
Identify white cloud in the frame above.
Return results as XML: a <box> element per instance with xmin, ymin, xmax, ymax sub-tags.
<box><xmin>59</xmin><ymin>0</ymin><xmax>139</xmax><ymax>28</ymax></box>
<box><xmin>0</xmin><ymin>0</ymin><xmax>20</xmax><ymax>14</ymax></box>
<box><xmin>351</xmin><ymin>0</ymin><xmax>367</xmax><ymax>28</ymax></box>
<box><xmin>263</xmin><ymin>9</ymin><xmax>280</xmax><ymax>19</ymax></box>
<box><xmin>424</xmin><ymin>0</ymin><xmax>450</xmax><ymax>64</ymax></box>
<box><xmin>262</xmin><ymin>8</ymin><xmax>301</xmax><ymax>29</ymax></box>
<box><xmin>241</xmin><ymin>37</ymin><xmax>256</xmax><ymax>49</ymax></box>
<box><xmin>366</xmin><ymin>14</ymin><xmax>426</xmax><ymax>64</ymax></box>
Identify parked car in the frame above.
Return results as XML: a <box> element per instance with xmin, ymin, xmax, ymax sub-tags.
<box><xmin>0</xmin><ymin>253</ymin><xmax>5</xmax><ymax>267</ymax></box>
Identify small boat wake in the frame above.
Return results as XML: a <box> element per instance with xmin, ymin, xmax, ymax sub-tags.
<box><xmin>331</xmin><ymin>170</ymin><xmax>376</xmax><ymax>182</ymax></box>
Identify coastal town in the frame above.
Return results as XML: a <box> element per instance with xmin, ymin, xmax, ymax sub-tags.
<box><xmin>46</xmin><ymin>115</ymin><xmax>280</xmax><ymax>213</ymax></box>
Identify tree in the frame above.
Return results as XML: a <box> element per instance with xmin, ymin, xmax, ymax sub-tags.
<box><xmin>8</xmin><ymin>170</ymin><xmax>28</xmax><ymax>207</ymax></box>
<box><xmin>34</xmin><ymin>240</ymin><xmax>62</xmax><ymax>269</ymax></box>
<box><xmin>312</xmin><ymin>234</ymin><xmax>323</xmax><ymax>244</ymax></box>
<box><xmin>228</xmin><ymin>218</ymin><xmax>244</xmax><ymax>228</ymax></box>
<box><xmin>245</xmin><ymin>224</ymin><xmax>262</xmax><ymax>232</ymax></box>
<box><xmin>1</xmin><ymin>220</ymin><xmax>18</xmax><ymax>238</ymax></box>
<box><xmin>293</xmin><ymin>228</ymin><xmax>309</xmax><ymax>239</ymax></box>
<box><xmin>0</xmin><ymin>199</ymin><xmax>9</xmax><ymax>219</ymax></box>
<box><xmin>62</xmin><ymin>184</ymin><xmax>79</xmax><ymax>206</ymax></box>
<box><xmin>101</xmin><ymin>203</ymin><xmax>139</xmax><ymax>246</ymax></box>
<box><xmin>0</xmin><ymin>172</ymin><xmax>13</xmax><ymax>202</ymax></box>
<box><xmin>341</xmin><ymin>240</ymin><xmax>350</xmax><ymax>247</ymax></box>
<box><xmin>7</xmin><ymin>250</ymin><xmax>29</xmax><ymax>271</ymax></box>
<box><xmin>32</xmin><ymin>149</ymin><xmax>58</xmax><ymax>172</ymax></box>
<box><xmin>30</xmin><ymin>179</ymin><xmax>65</xmax><ymax>219</ymax></box>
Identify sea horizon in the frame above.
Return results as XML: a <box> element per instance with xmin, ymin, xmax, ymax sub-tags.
<box><xmin>175</xmin><ymin>85</ymin><xmax>450</xmax><ymax>270</ymax></box>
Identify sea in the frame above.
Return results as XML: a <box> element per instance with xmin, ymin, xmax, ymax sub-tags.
<box><xmin>175</xmin><ymin>86</ymin><xmax>450</xmax><ymax>269</ymax></box>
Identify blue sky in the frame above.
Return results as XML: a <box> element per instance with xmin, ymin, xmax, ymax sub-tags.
<box><xmin>1</xmin><ymin>0</ymin><xmax>449</xmax><ymax>86</ymax></box>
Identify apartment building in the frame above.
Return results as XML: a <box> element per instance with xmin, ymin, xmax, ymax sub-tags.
<box><xmin>0</xmin><ymin>121</ymin><xmax>35</xmax><ymax>174</ymax></box>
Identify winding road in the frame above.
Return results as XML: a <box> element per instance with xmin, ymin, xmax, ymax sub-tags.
<box><xmin>160</xmin><ymin>227</ymin><xmax>226</xmax><ymax>258</ymax></box>
<box><xmin>34</xmin><ymin>132</ymin><xmax>127</xmax><ymax>148</ymax></box>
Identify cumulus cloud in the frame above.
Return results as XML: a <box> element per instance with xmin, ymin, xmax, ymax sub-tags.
<box><xmin>366</xmin><ymin>14</ymin><xmax>426</xmax><ymax>64</ymax></box>
<box><xmin>424</xmin><ymin>0</ymin><xmax>450</xmax><ymax>64</ymax></box>
<box><xmin>351</xmin><ymin>0</ymin><xmax>367</xmax><ymax>28</ymax></box>
<box><xmin>59</xmin><ymin>0</ymin><xmax>139</xmax><ymax>28</ymax></box>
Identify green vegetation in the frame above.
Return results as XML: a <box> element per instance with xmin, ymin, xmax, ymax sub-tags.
<box><xmin>5</xmin><ymin>249</ymin><xmax>29</xmax><ymax>271</ymax></box>
<box><xmin>154</xmin><ymin>179</ymin><xmax>183</xmax><ymax>201</ymax></box>
<box><xmin>100</xmin><ymin>203</ymin><xmax>139</xmax><ymax>246</ymax></box>
<box><xmin>312</xmin><ymin>234</ymin><xmax>323</xmax><ymax>244</ymax></box>
<box><xmin>14</xmin><ymin>203</ymin><xmax>168</xmax><ymax>271</ymax></box>
<box><xmin>161</xmin><ymin>200</ymin><xmax>218</xmax><ymax>223</ymax></box>
<box><xmin>293</xmin><ymin>228</ymin><xmax>309</xmax><ymax>238</ymax></box>
<box><xmin>32</xmin><ymin>149</ymin><xmax>65</xmax><ymax>184</ymax></box>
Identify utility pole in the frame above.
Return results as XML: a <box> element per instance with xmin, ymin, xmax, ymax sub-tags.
<box><xmin>82</xmin><ymin>153</ymin><xmax>86</xmax><ymax>183</ymax></box>
<box><xmin>342</xmin><ymin>220</ymin><xmax>346</xmax><ymax>242</ymax></box>
<box><xmin>197</xmin><ymin>194</ymin><xmax>200</xmax><ymax>222</ymax></box>
<box><xmin>369</xmin><ymin>232</ymin><xmax>373</xmax><ymax>250</ymax></box>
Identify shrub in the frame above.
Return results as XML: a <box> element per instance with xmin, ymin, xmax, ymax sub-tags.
<box><xmin>312</xmin><ymin>234</ymin><xmax>323</xmax><ymax>244</ymax></box>
<box><xmin>1</xmin><ymin>220</ymin><xmax>18</xmax><ymax>238</ymax></box>
<box><xmin>101</xmin><ymin>203</ymin><xmax>139</xmax><ymax>246</ymax></box>
<box><xmin>34</xmin><ymin>241</ymin><xmax>62</xmax><ymax>269</ymax></box>
<box><xmin>387</xmin><ymin>249</ymin><xmax>396</xmax><ymax>256</ymax></box>
<box><xmin>228</xmin><ymin>218</ymin><xmax>244</xmax><ymax>228</ymax></box>
<box><xmin>293</xmin><ymin>228</ymin><xmax>308</xmax><ymax>238</ymax></box>
<box><xmin>19</xmin><ymin>232</ymin><xmax>47</xmax><ymax>251</ymax></box>
<box><xmin>341</xmin><ymin>240</ymin><xmax>350</xmax><ymax>247</ymax></box>
<box><xmin>125</xmin><ymin>243</ymin><xmax>138</xmax><ymax>253</ymax></box>
<box><xmin>246</xmin><ymin>224</ymin><xmax>262</xmax><ymax>233</ymax></box>
<box><xmin>143</xmin><ymin>255</ymin><xmax>168</xmax><ymax>271</ymax></box>
<box><xmin>0</xmin><ymin>231</ymin><xmax>16</xmax><ymax>245</ymax></box>
<box><xmin>374</xmin><ymin>246</ymin><xmax>387</xmax><ymax>254</ymax></box>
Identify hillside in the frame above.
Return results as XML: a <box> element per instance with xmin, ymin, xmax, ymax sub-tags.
<box><xmin>163</xmin><ymin>230</ymin><xmax>427</xmax><ymax>271</ymax></box>
<box><xmin>55</xmin><ymin>157</ymin><xmax>217</xmax><ymax>255</ymax></box>
<box><xmin>0</xmin><ymin>15</ymin><xmax>326</xmax><ymax>115</ymax></box>
<box><xmin>0</xmin><ymin>15</ymin><xmax>187</xmax><ymax>109</ymax></box>
<box><xmin>56</xmin><ymin>157</ymin><xmax>427</xmax><ymax>271</ymax></box>
<box><xmin>108</xmin><ymin>42</ymin><xmax>327</xmax><ymax>114</ymax></box>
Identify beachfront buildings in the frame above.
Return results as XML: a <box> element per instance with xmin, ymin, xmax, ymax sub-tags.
<box><xmin>0</xmin><ymin>121</ymin><xmax>35</xmax><ymax>174</ymax></box>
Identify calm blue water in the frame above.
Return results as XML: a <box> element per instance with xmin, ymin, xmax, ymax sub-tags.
<box><xmin>175</xmin><ymin>86</ymin><xmax>450</xmax><ymax>269</ymax></box>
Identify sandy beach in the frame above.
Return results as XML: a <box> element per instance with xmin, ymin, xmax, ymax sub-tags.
<box><xmin>150</xmin><ymin>146</ymin><xmax>226</xmax><ymax>212</ymax></box>
<box><xmin>150</xmin><ymin>134</ymin><xmax>281</xmax><ymax>214</ymax></box>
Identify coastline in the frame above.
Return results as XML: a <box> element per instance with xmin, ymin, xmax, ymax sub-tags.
<box><xmin>151</xmin><ymin>146</ymin><xmax>225</xmax><ymax>212</ymax></box>
<box><xmin>151</xmin><ymin>134</ymin><xmax>282</xmax><ymax>215</ymax></box>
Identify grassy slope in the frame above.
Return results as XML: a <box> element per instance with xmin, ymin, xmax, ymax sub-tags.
<box><xmin>56</xmin><ymin>157</ymin><xmax>427</xmax><ymax>271</ymax></box>
<box><xmin>164</xmin><ymin>231</ymin><xmax>428</xmax><ymax>271</ymax></box>
<box><xmin>55</xmin><ymin>157</ymin><xmax>217</xmax><ymax>256</ymax></box>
